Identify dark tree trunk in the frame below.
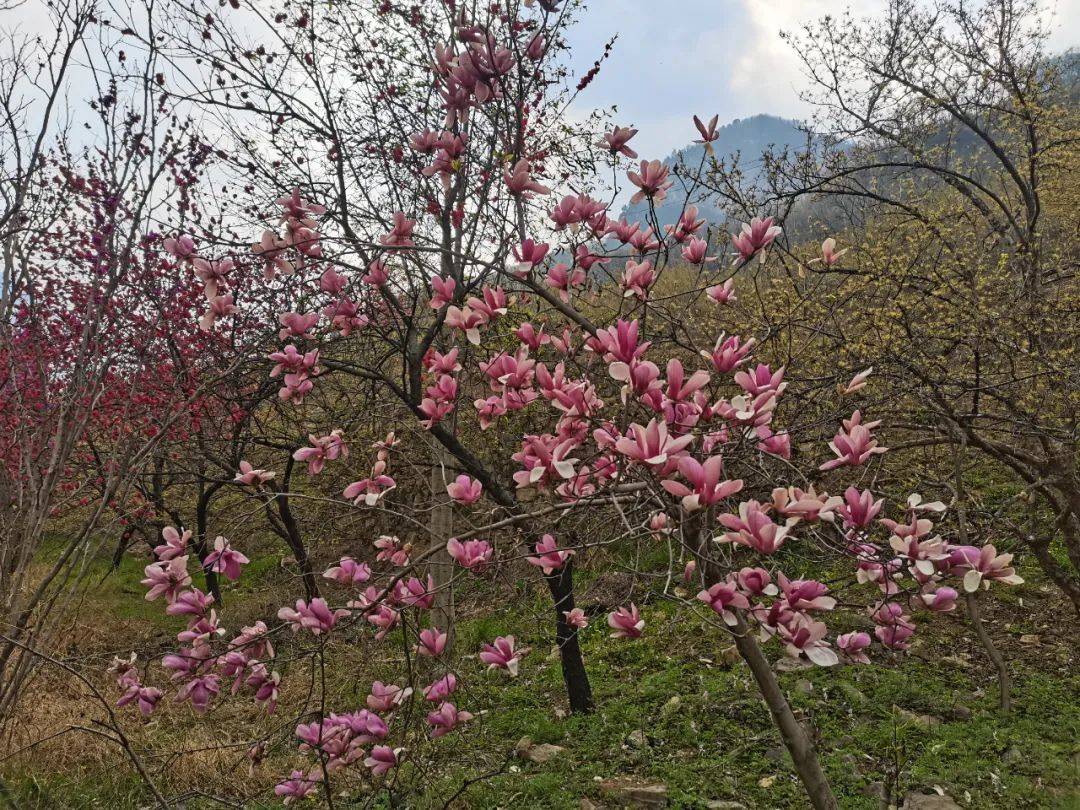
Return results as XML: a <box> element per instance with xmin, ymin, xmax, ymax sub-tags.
<box><xmin>545</xmin><ymin>561</ymin><xmax>594</xmax><ymax>713</ymax></box>
<box><xmin>686</xmin><ymin>507</ymin><xmax>837</xmax><ymax>809</ymax></box>
<box><xmin>195</xmin><ymin>483</ymin><xmax>222</xmax><ymax>603</ymax></box>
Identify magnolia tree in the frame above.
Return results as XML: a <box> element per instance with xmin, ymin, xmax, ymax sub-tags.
<box><xmin>94</xmin><ymin>2</ymin><xmax>1031</xmax><ymax>807</ymax></box>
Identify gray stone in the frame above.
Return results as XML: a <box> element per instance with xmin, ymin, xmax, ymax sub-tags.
<box><xmin>774</xmin><ymin>657</ymin><xmax>814</xmax><ymax>672</ymax></box>
<box><xmin>902</xmin><ymin>794</ymin><xmax>962</xmax><ymax>810</ymax></box>
<box><xmin>515</xmin><ymin>736</ymin><xmax>566</xmax><ymax>763</ymax></box>
<box><xmin>599</xmin><ymin>779</ymin><xmax>668</xmax><ymax>807</ymax></box>
<box><xmin>660</xmin><ymin>695</ymin><xmax>682</xmax><ymax>715</ymax></box>
<box><xmin>705</xmin><ymin>802</ymin><xmax>747</xmax><ymax>809</ymax></box>
<box><xmin>794</xmin><ymin>678</ymin><xmax>814</xmax><ymax>695</ymax></box>
<box><xmin>625</xmin><ymin>729</ymin><xmax>649</xmax><ymax>749</ymax></box>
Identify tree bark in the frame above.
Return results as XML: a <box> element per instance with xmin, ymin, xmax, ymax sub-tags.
<box><xmin>269</xmin><ymin>457</ymin><xmax>319</xmax><ymax>600</ymax></box>
<box><xmin>544</xmin><ymin>560</ymin><xmax>594</xmax><ymax>713</ymax></box>
<box><xmin>965</xmin><ymin>592</ymin><xmax>1012</xmax><ymax>713</ymax></box>
<box><xmin>194</xmin><ymin>482</ymin><xmax>222</xmax><ymax>603</ymax></box>
<box><xmin>730</xmin><ymin>619</ymin><xmax>838</xmax><ymax>810</ymax></box>
<box><xmin>687</xmin><ymin>507</ymin><xmax>836</xmax><ymax>808</ymax></box>
<box><xmin>427</xmin><ymin>443</ymin><xmax>456</xmax><ymax>647</ymax></box>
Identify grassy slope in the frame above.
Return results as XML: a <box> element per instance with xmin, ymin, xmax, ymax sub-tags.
<box><xmin>2</xmin><ymin>544</ymin><xmax>1078</xmax><ymax>809</ymax></box>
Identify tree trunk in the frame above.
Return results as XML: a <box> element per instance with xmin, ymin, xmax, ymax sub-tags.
<box><xmin>195</xmin><ymin>483</ymin><xmax>222</xmax><ymax>603</ymax></box>
<box><xmin>270</xmin><ymin>457</ymin><xmax>319</xmax><ymax>600</ymax></box>
<box><xmin>428</xmin><ymin>443</ymin><xmax>456</xmax><ymax>647</ymax></box>
<box><xmin>686</xmin><ymin>507</ymin><xmax>836</xmax><ymax>809</ymax></box>
<box><xmin>730</xmin><ymin>619</ymin><xmax>839</xmax><ymax>810</ymax></box>
<box><xmin>545</xmin><ymin>560</ymin><xmax>594</xmax><ymax>713</ymax></box>
<box><xmin>965</xmin><ymin>592</ymin><xmax>1012</xmax><ymax>713</ymax></box>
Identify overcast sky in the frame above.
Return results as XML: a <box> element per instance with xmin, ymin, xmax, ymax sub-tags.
<box><xmin>565</xmin><ymin>0</ymin><xmax>1080</xmax><ymax>164</ymax></box>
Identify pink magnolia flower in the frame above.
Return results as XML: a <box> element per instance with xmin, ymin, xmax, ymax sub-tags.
<box><xmin>735</xmin><ymin>363</ymin><xmax>786</xmax><ymax>397</ymax></box>
<box><xmin>839</xmin><ymin>366</ymin><xmax>873</xmax><ymax>395</ymax></box>
<box><xmin>480</xmin><ymin>635</ymin><xmax>528</xmax><ymax>676</ymax></box>
<box><xmin>365</xmin><ymin>745</ymin><xmax>400</xmax><ymax>776</ymax></box>
<box><xmin>778</xmin><ymin>574</ymin><xmax>837</xmax><ymax>612</ymax></box>
<box><xmin>163</xmin><ymin>234</ymin><xmax>197</xmax><ymax>260</ymax></box>
<box><xmin>735</xmin><ymin>567</ymin><xmax>778</xmax><ymax>597</ymax></box>
<box><xmin>293</xmin><ymin>430</ymin><xmax>348</xmax><ymax>475</ymax></box>
<box><xmin>323</xmin><ymin>557</ymin><xmax>372</xmax><ymax>586</ymax></box>
<box><xmin>275</xmin><ymin>770</ymin><xmax>317</xmax><ymax>804</ymax></box>
<box><xmin>278</xmin><ymin>598</ymin><xmax>349</xmax><ymax>635</ymax></box>
<box><xmin>661</xmin><ymin>455</ymin><xmax>743</xmax><ymax>512</ymax></box>
<box><xmin>703</xmin><ymin>333</ymin><xmax>755</xmax><ymax>373</ymax></box>
<box><xmin>367</xmin><ymin>681</ymin><xmax>412</xmax><ymax>713</ymax></box>
<box><xmin>595</xmin><ymin>318</ymin><xmax>651</xmax><ymax>367</ymax></box>
<box><xmin>509</xmin><ymin>239</ymin><xmax>550</xmax><ymax>277</ymax></box>
<box><xmin>344</xmin><ymin>474</ymin><xmax>396</xmax><ymax>506</ymax></box>
<box><xmin>527</xmin><ymin>533</ymin><xmax>574</xmax><ymax>575</ymax></box>
<box><xmin>819</xmin><ymin>410</ymin><xmax>888</xmax><ymax>471</ymax></box>
<box><xmin>269</xmin><ymin>345</ymin><xmax>320</xmax><ymax>379</ymax></box>
<box><xmin>810</xmin><ymin>237</ymin><xmax>849</xmax><ymax>267</ymax></box>
<box><xmin>563</xmin><ymin>608</ymin><xmax>588</xmax><ymax>629</ymax></box>
<box><xmin>394</xmin><ymin>575</ymin><xmax>436</xmax><ymax>610</ymax></box>
<box><xmin>511</xmin><ymin>433</ymin><xmax>579</xmax><ymax>489</ymax></box>
<box><xmin>142</xmin><ymin>556</ymin><xmax>192</xmax><ymax>602</ymax></box>
<box><xmin>697</xmin><ymin>581</ymin><xmax>751</xmax><ymax>626</ymax></box>
<box><xmin>176</xmin><ymin>673</ymin><xmax>221</xmax><ymax>713</ymax></box>
<box><xmin>277</xmin><ymin>311</ymin><xmax>319</xmax><ymax>341</ymax></box>
<box><xmin>706</xmin><ymin>278</ymin><xmax>736</xmax><ymax>304</ymax></box>
<box><xmin>837</xmin><ymin>631</ymin><xmax>872</xmax><ymax>664</ymax></box>
<box><xmin>771</xmin><ymin>486</ymin><xmax>841</xmax><ymax>523</ymax></box>
<box><xmin>779</xmin><ymin>616</ymin><xmax>838</xmax><ymax>666</ymax></box>
<box><xmin>154</xmin><ymin>526</ymin><xmax>191</xmax><ymax>560</ymax></box>
<box><xmin>417</xmin><ymin>628</ymin><xmax>448</xmax><ymax>658</ymax></box>
<box><xmin>546</xmin><ymin>262</ymin><xmax>586</xmax><ymax>302</ymax></box>
<box><xmin>947</xmin><ymin>544</ymin><xmax>1024</xmax><ymax>591</ymax></box>
<box><xmin>117</xmin><ymin>684</ymin><xmax>163</xmax><ymax>717</ymax></box>
<box><xmin>246</xmin><ymin>665</ymin><xmax>281</xmax><ymax>712</ymax></box>
<box><xmin>446</xmin><ymin>474</ymin><xmax>482</xmax><ymax>505</ymax></box>
<box><xmin>717</xmin><ymin>500</ymin><xmax>791</xmax><ymax>555</ymax></box>
<box><xmin>444</xmin><ymin>304</ymin><xmax>488</xmax><ymax>345</ymax></box>
<box><xmin>872</xmin><ymin>602</ymin><xmax>916</xmax><ymax>650</ymax></box>
<box><xmin>234</xmin><ymin>460</ymin><xmax>275</xmax><ymax>487</ymax></box>
<box><xmin>363</xmin><ymin>259</ymin><xmax>389</xmax><ymax>287</ymax></box>
<box><xmin>608</xmin><ymin>604</ymin><xmax>645</xmax><ymax>639</ymax></box>
<box><xmin>204</xmin><ymin>536</ymin><xmax>249</xmax><ymax>581</ymax></box>
<box><xmin>504</xmin><ymin>158</ymin><xmax>551</xmax><ymax>197</ymax></box>
<box><xmin>627</xmin><ymin>159</ymin><xmax>673</xmax><ymax>204</ymax></box>
<box><xmin>374</xmin><ymin>535</ymin><xmax>411</xmax><ymax>566</ymax></box>
<box><xmin>427</xmin><ymin>702</ymin><xmax>474</xmax><ymax>738</ymax></box>
<box><xmin>668</xmin><ymin>205</ymin><xmax>706</xmax><ymax>242</ymax></box>
<box><xmin>921</xmin><ymin>586</ymin><xmax>959</xmax><ymax>612</ymax></box>
<box><xmin>199</xmin><ymin>294</ymin><xmax>236</xmax><ymax>331</ymax></box>
<box><xmin>599</xmin><ymin>125</ymin><xmax>638</xmax><ymax>158</ymax></box>
<box><xmin>165</xmin><ymin>588</ymin><xmax>214</xmax><ymax>619</ymax></box>
<box><xmin>693</xmin><ymin>113</ymin><xmax>720</xmax><ymax>144</ymax></box>
<box><xmin>837</xmin><ymin>487</ymin><xmax>884</xmax><ymax>529</ymax></box>
<box><xmin>614</xmin><ymin>419</ymin><xmax>694</xmax><ymax>469</ymax></box>
<box><xmin>319</xmin><ymin>267</ymin><xmax>348</xmax><ymax>294</ymax></box>
<box><xmin>423</xmin><ymin>673</ymin><xmax>458</xmax><ymax>702</ymax></box>
<box><xmin>756</xmin><ymin>427</ymin><xmax>792</xmax><ymax>458</ymax></box>
<box><xmin>621</xmin><ymin>259</ymin><xmax>655</xmax><ymax>299</ymax></box>
<box><xmin>430</xmin><ymin>275</ymin><xmax>456</xmax><ymax>309</ymax></box>
<box><xmin>731</xmin><ymin>216</ymin><xmax>782</xmax><ymax>263</ymax></box>
<box><xmin>192</xmin><ymin>257</ymin><xmax>232</xmax><ymax>299</ymax></box>
<box><xmin>682</xmin><ymin>237</ymin><xmax>715</xmax><ymax>264</ymax></box>
<box><xmin>447</xmin><ymin>537</ymin><xmax>493</xmax><ymax>571</ymax></box>
<box><xmin>381</xmin><ymin>211</ymin><xmax>416</xmax><ymax>247</ymax></box>
<box><xmin>252</xmin><ymin>229</ymin><xmax>293</xmax><ymax>278</ymax></box>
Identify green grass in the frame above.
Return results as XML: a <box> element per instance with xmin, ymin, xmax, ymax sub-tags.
<box><xmin>4</xmin><ymin>543</ymin><xmax>1078</xmax><ymax>809</ymax></box>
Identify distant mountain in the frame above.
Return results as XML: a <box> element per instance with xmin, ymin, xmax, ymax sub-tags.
<box><xmin>620</xmin><ymin>114</ymin><xmax>806</xmax><ymax>230</ymax></box>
